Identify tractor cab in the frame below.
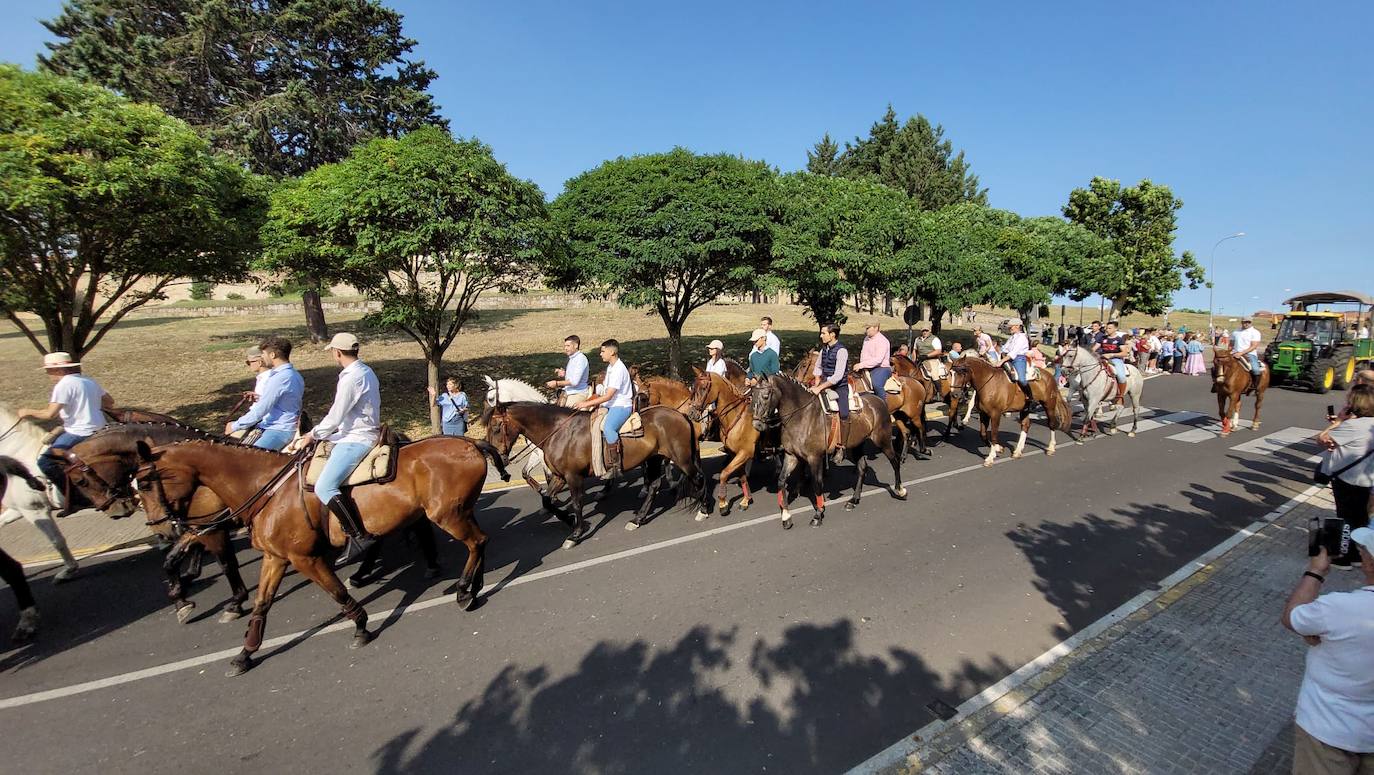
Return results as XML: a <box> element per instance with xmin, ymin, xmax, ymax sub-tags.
<box><xmin>1264</xmin><ymin>290</ymin><xmax>1373</xmax><ymax>393</ymax></box>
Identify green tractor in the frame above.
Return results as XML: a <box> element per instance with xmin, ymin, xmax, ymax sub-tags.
<box><xmin>1264</xmin><ymin>290</ymin><xmax>1374</xmax><ymax>393</ymax></box>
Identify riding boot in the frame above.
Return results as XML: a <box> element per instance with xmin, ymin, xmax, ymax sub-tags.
<box><xmin>329</xmin><ymin>495</ymin><xmax>377</xmax><ymax>568</ymax></box>
<box><xmin>1113</xmin><ymin>380</ymin><xmax>1127</xmax><ymax>406</ymax></box>
<box><xmin>606</xmin><ymin>440</ymin><xmax>624</xmax><ymax>479</ymax></box>
<box><xmin>831</xmin><ymin>419</ymin><xmax>849</xmax><ymax>464</ymax></box>
<box><xmin>1019</xmin><ymin>382</ymin><xmax>1036</xmax><ymax>413</ymax></box>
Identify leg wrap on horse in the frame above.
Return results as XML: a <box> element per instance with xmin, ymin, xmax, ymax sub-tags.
<box><xmin>341</xmin><ymin>596</ymin><xmax>366</xmax><ymax>623</ymax></box>
<box><xmin>243</xmin><ymin>613</ymin><xmax>267</xmax><ymax>652</ymax></box>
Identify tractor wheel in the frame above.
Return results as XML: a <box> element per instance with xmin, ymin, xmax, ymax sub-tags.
<box><xmin>1336</xmin><ymin>354</ymin><xmax>1356</xmax><ymax>389</ymax></box>
<box><xmin>1270</xmin><ymin>371</ymin><xmax>1288</xmax><ymax>387</ymax></box>
<box><xmin>1308</xmin><ymin>358</ymin><xmax>1337</xmax><ymax>394</ymax></box>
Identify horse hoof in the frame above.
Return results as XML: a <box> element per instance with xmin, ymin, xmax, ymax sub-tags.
<box><xmin>346</xmin><ymin>575</ymin><xmax>366</xmax><ymax>589</ymax></box>
<box><xmin>894</xmin><ymin>486</ymin><xmax>908</xmax><ymax>500</ymax></box>
<box><xmin>225</xmin><ymin>657</ymin><xmax>252</xmax><ymax>677</ymax></box>
<box><xmin>1127</xmin><ymin>432</ymin><xmax>1136</xmax><ymax>438</ymax></box>
<box><xmin>739</xmin><ymin>499</ymin><xmax>750</xmax><ymax>511</ymax></box>
<box><xmin>351</xmin><ymin>630</ymin><xmax>373</xmax><ymax>649</ymax></box>
<box><xmin>53</xmin><ymin>564</ymin><xmax>79</xmax><ymax>584</ymax></box>
<box><xmin>424</xmin><ymin>567</ymin><xmax>441</xmax><ymax>580</ymax></box>
<box><xmin>983</xmin><ymin>460</ymin><xmax>994</xmax><ymax>468</ymax></box>
<box><xmin>1012</xmin><ymin>451</ymin><xmax>1023</xmax><ymax>459</ymax></box>
<box><xmin>809</xmin><ymin>516</ymin><xmax>824</xmax><ymax>527</ymax></box>
<box><xmin>624</xmin><ymin>521</ymin><xmax>640</xmax><ymax>531</ymax></box>
<box><xmin>782</xmin><ymin>518</ymin><xmax>793</xmax><ymax>530</ymax></box>
<box><xmin>218</xmin><ymin>609</ymin><xmax>243</xmax><ymax>624</ymax></box>
<box><xmin>845</xmin><ymin>501</ymin><xmax>858</xmax><ymax>512</ymax></box>
<box><xmin>175</xmin><ymin>603</ymin><xmax>196</xmax><ymax>625</ymax></box>
<box><xmin>561</xmin><ymin>538</ymin><xmax>578</xmax><ymax>550</ymax></box>
<box><xmin>458</xmin><ymin>591</ymin><xmax>480</xmax><ymax>612</ymax></box>
<box><xmin>696</xmin><ymin>511</ymin><xmax>710</xmax><ymax>522</ymax></box>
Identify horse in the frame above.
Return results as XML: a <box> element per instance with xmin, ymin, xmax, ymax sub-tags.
<box><xmin>0</xmin><ymin>471</ymin><xmax>41</xmax><ymax>643</ymax></box>
<box><xmin>789</xmin><ymin>352</ymin><xmax>931</xmax><ymax>459</ymax></box>
<box><xmin>0</xmin><ymin>404</ymin><xmax>80</xmax><ymax>581</ymax></box>
<box><xmin>750</xmin><ymin>374</ymin><xmax>907</xmax><ymax>528</ymax></box>
<box><xmin>892</xmin><ymin>354</ymin><xmax>968</xmax><ymax>435</ymax></box>
<box><xmin>688</xmin><ymin>368</ymin><xmax>765</xmax><ymax>516</ymax></box>
<box><xmin>482</xmin><ymin>401</ymin><xmax>707</xmax><ymax>547</ymax></box>
<box><xmin>948</xmin><ymin>357</ymin><xmax>1073</xmax><ymax>466</ymax></box>
<box><xmin>132</xmin><ymin>435</ymin><xmax>507</xmax><ymax>676</ymax></box>
<box><xmin>1212</xmin><ymin>347</ymin><xmax>1269</xmax><ymax>434</ymax></box>
<box><xmin>1059</xmin><ymin>345</ymin><xmax>1144</xmax><ymax>437</ymax></box>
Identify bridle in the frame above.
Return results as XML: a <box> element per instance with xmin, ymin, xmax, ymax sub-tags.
<box><xmin>133</xmin><ymin>445</ymin><xmax>309</xmax><ymax>535</ymax></box>
<box><xmin>1060</xmin><ymin>348</ymin><xmax>1109</xmax><ymax>393</ymax></box>
<box><xmin>691</xmin><ymin>373</ymin><xmax>752</xmax><ymax>436</ymax></box>
<box><xmin>61</xmin><ymin>450</ymin><xmax>129</xmax><ymax>512</ymax></box>
<box><xmin>750</xmin><ymin>377</ymin><xmax>816</xmax><ymax>430</ymax></box>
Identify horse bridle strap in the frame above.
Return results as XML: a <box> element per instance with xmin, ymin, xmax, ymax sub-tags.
<box><xmin>61</xmin><ymin>450</ymin><xmax>125</xmax><ymax>511</ymax></box>
<box><xmin>141</xmin><ymin>447</ymin><xmax>308</xmax><ymax>534</ymax></box>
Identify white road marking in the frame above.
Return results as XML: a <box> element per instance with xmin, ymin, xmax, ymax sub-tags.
<box><xmin>848</xmin><ymin>482</ymin><xmax>1327</xmax><ymax>775</ymax></box>
<box><xmin>1166</xmin><ymin>428</ymin><xmax>1217</xmax><ymax>443</ymax></box>
<box><xmin>1229</xmin><ymin>426</ymin><xmax>1321</xmax><ymax>456</ymax></box>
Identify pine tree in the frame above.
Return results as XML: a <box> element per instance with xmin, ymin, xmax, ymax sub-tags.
<box><xmin>806</xmin><ymin>133</ymin><xmax>840</xmax><ymax>175</ymax></box>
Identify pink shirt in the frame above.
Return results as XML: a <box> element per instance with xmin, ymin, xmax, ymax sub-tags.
<box><xmin>857</xmin><ymin>332</ymin><xmax>891</xmax><ymax>369</ymax></box>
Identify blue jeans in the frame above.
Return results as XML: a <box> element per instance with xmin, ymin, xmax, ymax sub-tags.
<box><xmin>442</xmin><ymin>419</ymin><xmax>467</xmax><ymax>437</ymax></box>
<box><xmin>1245</xmin><ymin>352</ymin><xmax>1262</xmax><ymax>374</ymax></box>
<box><xmin>1108</xmin><ymin>357</ymin><xmax>1127</xmax><ymax>382</ymax></box>
<box><xmin>38</xmin><ymin>431</ymin><xmax>89</xmax><ymax>491</ymax></box>
<box><xmin>867</xmin><ymin>367</ymin><xmax>891</xmax><ymax>394</ymax></box>
<box><xmin>314</xmin><ymin>442</ymin><xmax>371</xmax><ymax>504</ymax></box>
<box><xmin>603</xmin><ymin>406</ymin><xmax>633</xmax><ymax>443</ymax></box>
<box><xmin>252</xmin><ymin>428</ymin><xmax>294</xmax><ymax>451</ymax></box>
<box><xmin>1011</xmin><ymin>355</ymin><xmax>1028</xmax><ymax>384</ymax></box>
<box><xmin>833</xmin><ymin>383</ymin><xmax>851</xmax><ymax>420</ymax></box>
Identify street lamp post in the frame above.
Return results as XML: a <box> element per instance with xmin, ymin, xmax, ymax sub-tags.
<box><xmin>1207</xmin><ymin>232</ymin><xmax>1246</xmax><ymax>342</ymax></box>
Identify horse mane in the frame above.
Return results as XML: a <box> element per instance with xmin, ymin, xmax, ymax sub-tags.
<box><xmin>483</xmin><ymin>375</ymin><xmax>549</xmax><ymax>406</ymax></box>
<box><xmin>89</xmin><ymin>419</ymin><xmax>214</xmax><ymax>441</ymax></box>
<box><xmin>161</xmin><ymin>437</ymin><xmax>289</xmax><ymax>458</ymax></box>
<box><xmin>0</xmin><ymin>401</ymin><xmax>54</xmax><ymax>463</ymax></box>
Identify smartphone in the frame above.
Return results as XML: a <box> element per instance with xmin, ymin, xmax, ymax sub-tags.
<box><xmin>1327</xmin><ymin>404</ymin><xmax>1337</xmax><ymax>421</ymax></box>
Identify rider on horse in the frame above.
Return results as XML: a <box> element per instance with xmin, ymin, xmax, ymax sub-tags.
<box><xmin>296</xmin><ymin>332</ymin><xmax>382</xmax><ymax>567</ymax></box>
<box><xmin>226</xmin><ymin>337</ymin><xmax>304</xmax><ymax>451</ymax></box>
<box><xmin>998</xmin><ymin>319</ymin><xmax>1037</xmax><ymax>411</ymax></box>
<box><xmin>1093</xmin><ymin>320</ymin><xmax>1130</xmax><ymax>405</ymax></box>
<box><xmin>854</xmin><ymin>322</ymin><xmax>892</xmax><ymax>394</ymax></box>
<box><xmin>810</xmin><ymin>323</ymin><xmax>850</xmax><ymax>462</ymax></box>
<box><xmin>746</xmin><ymin>329</ymin><xmax>780</xmax><ymax>386</ymax></box>
<box><xmin>912</xmin><ymin>323</ymin><xmax>946</xmax><ymax>380</ymax></box>
<box><xmin>18</xmin><ymin>351</ymin><xmax>115</xmax><ymax>515</ymax></box>
<box><xmin>546</xmin><ymin>334</ymin><xmax>590</xmax><ymax>408</ymax></box>
<box><xmin>1230</xmin><ymin>318</ymin><xmax>1265</xmax><ymax>379</ymax></box>
<box><xmin>573</xmin><ymin>338</ymin><xmax>635</xmax><ymax>478</ymax></box>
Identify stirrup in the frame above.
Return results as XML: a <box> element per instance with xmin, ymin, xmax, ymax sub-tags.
<box><xmin>335</xmin><ymin>536</ymin><xmax>377</xmax><ymax>567</ymax></box>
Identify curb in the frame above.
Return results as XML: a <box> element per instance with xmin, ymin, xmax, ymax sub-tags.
<box><xmin>848</xmin><ymin>481</ymin><xmax>1325</xmax><ymax>774</ymax></box>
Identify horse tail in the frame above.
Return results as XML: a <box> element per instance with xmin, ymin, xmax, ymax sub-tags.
<box><xmin>470</xmin><ymin>440</ymin><xmax>511</xmax><ymax>482</ymax></box>
<box><xmin>1049</xmin><ymin>387</ymin><xmax>1073</xmax><ymax>433</ymax></box>
<box><xmin>0</xmin><ymin>456</ymin><xmax>45</xmax><ymax>492</ymax></box>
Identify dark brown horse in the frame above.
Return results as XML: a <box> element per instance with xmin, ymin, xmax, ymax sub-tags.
<box><xmin>790</xmin><ymin>351</ymin><xmax>931</xmax><ymax>459</ymax></box>
<box><xmin>132</xmin><ymin>436</ymin><xmax>506</xmax><ymax>675</ymax></box>
<box><xmin>1212</xmin><ymin>347</ymin><xmax>1269</xmax><ymax>434</ymax></box>
<box><xmin>750</xmin><ymin>374</ymin><xmax>906</xmax><ymax>528</ymax></box>
<box><xmin>948</xmin><ymin>357</ymin><xmax>1073</xmax><ymax>466</ymax></box>
<box><xmin>482</xmin><ymin>402</ymin><xmax>706</xmax><ymax>546</ymax></box>
<box><xmin>689</xmin><ymin>368</ymin><xmax>763</xmax><ymax>516</ymax></box>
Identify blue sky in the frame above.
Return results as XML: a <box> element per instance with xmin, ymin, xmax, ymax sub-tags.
<box><xmin>3</xmin><ymin>1</ymin><xmax>1370</xmax><ymax>318</ymax></box>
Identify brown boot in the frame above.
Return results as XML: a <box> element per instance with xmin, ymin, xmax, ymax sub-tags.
<box><xmin>831</xmin><ymin>419</ymin><xmax>849</xmax><ymax>464</ymax></box>
<box><xmin>1113</xmin><ymin>380</ymin><xmax>1127</xmax><ymax>405</ymax></box>
<box><xmin>606</xmin><ymin>440</ymin><xmax>624</xmax><ymax>478</ymax></box>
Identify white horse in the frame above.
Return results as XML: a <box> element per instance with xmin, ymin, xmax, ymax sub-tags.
<box><xmin>1059</xmin><ymin>346</ymin><xmax>1144</xmax><ymax>437</ymax></box>
<box><xmin>0</xmin><ymin>404</ymin><xmax>80</xmax><ymax>581</ymax></box>
<box><xmin>482</xmin><ymin>376</ymin><xmax>556</xmax><ymax>492</ymax></box>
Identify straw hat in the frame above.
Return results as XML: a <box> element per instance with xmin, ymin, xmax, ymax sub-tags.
<box><xmin>324</xmin><ymin>332</ymin><xmax>360</xmax><ymax>351</ymax></box>
<box><xmin>41</xmin><ymin>352</ymin><xmax>79</xmax><ymax>370</ymax></box>
<box><xmin>1007</xmin><ymin>318</ymin><xmax>1024</xmax><ymax>329</ymax></box>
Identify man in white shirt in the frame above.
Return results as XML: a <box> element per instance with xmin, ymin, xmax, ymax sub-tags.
<box><xmin>759</xmin><ymin>316</ymin><xmax>781</xmax><ymax>357</ymax></box>
<box><xmin>288</xmin><ymin>333</ymin><xmax>382</xmax><ymax>566</ymax></box>
<box><xmin>705</xmin><ymin>339</ymin><xmax>728</xmax><ymax>376</ymax></box>
<box><xmin>19</xmin><ymin>352</ymin><xmax>115</xmax><ymax>514</ymax></box>
<box><xmin>546</xmin><ymin>335</ymin><xmax>590</xmax><ymax>407</ymax></box>
<box><xmin>1230</xmin><ymin>318</ymin><xmax>1264</xmax><ymax>376</ymax></box>
<box><xmin>1283</xmin><ymin>528</ymin><xmax>1374</xmax><ymax>773</ymax></box>
<box><xmin>575</xmin><ymin>339</ymin><xmax>635</xmax><ymax>478</ymax></box>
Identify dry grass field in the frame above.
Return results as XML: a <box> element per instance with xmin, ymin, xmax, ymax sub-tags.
<box><xmin>0</xmin><ymin>300</ymin><xmax>1213</xmax><ymax>439</ymax></box>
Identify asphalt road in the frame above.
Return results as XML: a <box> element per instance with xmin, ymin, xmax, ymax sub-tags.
<box><xmin>0</xmin><ymin>375</ymin><xmax>1328</xmax><ymax>774</ymax></box>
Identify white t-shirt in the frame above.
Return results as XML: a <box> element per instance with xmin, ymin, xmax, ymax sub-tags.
<box><xmin>50</xmin><ymin>374</ymin><xmax>107</xmax><ymax>436</ymax></box>
<box><xmin>603</xmin><ymin>360</ymin><xmax>635</xmax><ymax>409</ymax></box>
<box><xmin>705</xmin><ymin>357</ymin><xmax>728</xmax><ymax>376</ymax></box>
<box><xmin>1231</xmin><ymin>327</ymin><xmax>1261</xmax><ymax>353</ymax></box>
<box><xmin>1289</xmin><ymin>587</ymin><xmax>1374</xmax><ymax>752</ymax></box>
<box><xmin>253</xmin><ymin>370</ymin><xmax>270</xmax><ymax>396</ymax></box>
<box><xmin>763</xmin><ymin>331</ymin><xmax>781</xmax><ymax>355</ymax></box>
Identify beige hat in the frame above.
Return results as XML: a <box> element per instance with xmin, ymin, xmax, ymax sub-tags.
<box><xmin>918</xmin><ymin>321</ymin><xmax>932</xmax><ymax>331</ymax></box>
<box><xmin>41</xmin><ymin>352</ymin><xmax>79</xmax><ymax>370</ymax></box>
<box><xmin>749</xmin><ymin>328</ymin><xmax>767</xmax><ymax>342</ymax></box>
<box><xmin>706</xmin><ymin>339</ymin><xmax>724</xmax><ymax>350</ymax></box>
<box><xmin>1007</xmin><ymin>318</ymin><xmax>1024</xmax><ymax>328</ymax></box>
<box><xmin>244</xmin><ymin>345</ymin><xmax>263</xmax><ymax>361</ymax></box>
<box><xmin>324</xmin><ymin>332</ymin><xmax>360</xmax><ymax>351</ymax></box>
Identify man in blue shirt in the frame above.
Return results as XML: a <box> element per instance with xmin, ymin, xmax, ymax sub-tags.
<box><xmin>428</xmin><ymin>376</ymin><xmax>469</xmax><ymax>436</ymax></box>
<box><xmin>547</xmin><ymin>335</ymin><xmax>591</xmax><ymax>407</ymax></box>
<box><xmin>225</xmin><ymin>337</ymin><xmax>304</xmax><ymax>451</ymax></box>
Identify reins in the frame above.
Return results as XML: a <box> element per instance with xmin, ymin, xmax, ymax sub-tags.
<box><xmin>141</xmin><ymin>445</ymin><xmax>312</xmax><ymax>536</ymax></box>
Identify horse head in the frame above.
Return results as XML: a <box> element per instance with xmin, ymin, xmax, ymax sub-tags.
<box><xmin>790</xmin><ymin>350</ymin><xmax>818</xmax><ymax>384</ymax></box>
<box><xmin>688</xmin><ymin>366</ymin><xmax>712</xmax><ymax>421</ymax></box>
<box><xmin>131</xmin><ymin>439</ymin><xmax>199</xmax><ymax>527</ymax></box>
<box><xmin>948</xmin><ymin>359</ymin><xmax>975</xmax><ymax>391</ymax></box>
<box><xmin>750</xmin><ymin>376</ymin><xmax>782</xmax><ymax>432</ymax></box>
<box><xmin>1213</xmin><ymin>348</ymin><xmax>1233</xmax><ymax>385</ymax></box>
<box><xmin>482</xmin><ymin>404</ymin><xmax>515</xmax><ymax>460</ymax></box>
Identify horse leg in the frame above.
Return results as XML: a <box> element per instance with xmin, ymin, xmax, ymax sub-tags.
<box><xmin>289</xmin><ymin>554</ymin><xmax>373</xmax><ymax>647</ymax></box>
<box><xmin>777</xmin><ymin>454</ymin><xmax>799</xmax><ymax>530</ymax></box>
<box><xmin>962</xmin><ymin>392</ymin><xmax>976</xmax><ymax>427</ymax></box>
<box><xmin>162</xmin><ymin>535</ymin><xmax>197</xmax><ymax>623</ymax></box>
<box><xmin>562</xmin><ymin>474</ymin><xmax>589</xmax><ymax>549</ymax></box>
<box><xmin>738</xmin><ymin>457</ymin><xmax>754</xmax><ymax>511</ymax></box>
<box><xmin>1251</xmin><ymin>388</ymin><xmax>1264</xmax><ymax>431</ymax></box>
<box><xmin>541</xmin><ymin>475</ymin><xmax>574</xmax><ymax>527</ymax></box>
<box><xmin>348</xmin><ymin>537</ymin><xmax>384</xmax><ymax>588</ymax></box>
<box><xmin>430</xmin><ymin>499</ymin><xmax>487</xmax><ymax>610</ymax></box>
<box><xmin>847</xmin><ymin>444</ymin><xmax>869</xmax><ymax>511</ymax></box>
<box><xmin>984</xmin><ymin>412</ymin><xmax>1003</xmax><ymax>467</ymax></box>
<box><xmin>226</xmin><ymin>553</ymin><xmax>289</xmax><ymax>677</ymax></box>
<box><xmin>1012</xmin><ymin>411</ymin><xmax>1030</xmax><ymax>459</ymax></box>
<box><xmin>883</xmin><ymin>426</ymin><xmax>907</xmax><ymax>500</ymax></box>
<box><xmin>204</xmin><ymin>531</ymin><xmax>250</xmax><ymax>623</ymax></box>
<box><xmin>716</xmin><ymin>450</ymin><xmax>749</xmax><ymax>518</ymax></box>
<box><xmin>22</xmin><ymin>508</ymin><xmax>79</xmax><ymax>581</ymax></box>
<box><xmin>1218</xmin><ymin>392</ymin><xmax>1232</xmax><ymax>435</ymax></box>
<box><xmin>1127</xmin><ymin>387</ymin><xmax>1140</xmax><ymax>438</ymax></box>
<box><xmin>808</xmin><ymin>454</ymin><xmax>827</xmax><ymax>527</ymax></box>
<box><xmin>630</xmin><ymin>457</ymin><xmax>665</xmax><ymax>529</ymax></box>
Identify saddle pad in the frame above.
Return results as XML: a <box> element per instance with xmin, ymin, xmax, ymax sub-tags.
<box><xmin>921</xmin><ymin>360</ymin><xmax>948</xmax><ymax>380</ymax></box>
<box><xmin>1003</xmin><ymin>363</ymin><xmax>1041</xmax><ymax>381</ymax></box>
<box><xmin>820</xmin><ymin>389</ymin><xmax>864</xmax><ymax>414</ymax></box>
<box><xmin>228</xmin><ymin>427</ymin><xmax>263</xmax><ymax>446</ymax></box>
<box><xmin>588</xmin><ymin>409</ymin><xmax>644</xmax><ymax>478</ymax></box>
<box><xmin>883</xmin><ymin>376</ymin><xmax>905</xmax><ymax>394</ymax></box>
<box><xmin>305</xmin><ymin>438</ymin><xmax>394</xmax><ymax>488</ymax></box>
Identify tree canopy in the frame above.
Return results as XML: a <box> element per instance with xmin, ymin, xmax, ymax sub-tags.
<box><xmin>1063</xmin><ymin>177</ymin><xmax>1203</xmax><ymax>318</ymax></box>
<box><xmin>259</xmin><ymin>126</ymin><xmax>551</xmax><ymax>432</ymax></box>
<box><xmin>0</xmin><ymin>66</ymin><xmax>264</xmax><ymax>358</ymax></box>
<box><xmin>548</xmin><ymin>149</ymin><xmax>775</xmax><ymax>377</ymax></box>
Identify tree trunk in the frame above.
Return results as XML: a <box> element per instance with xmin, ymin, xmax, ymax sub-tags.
<box><xmin>302</xmin><ymin>288</ymin><xmax>329</xmax><ymax>343</ymax></box>
<box><xmin>752</xmin><ymin>290</ymin><xmax>761</xmax><ymax>304</ymax></box>
<box><xmin>427</xmin><ymin>356</ymin><xmax>442</xmax><ymax>436</ymax></box>
<box><xmin>1109</xmin><ymin>295</ymin><xmax>1127</xmax><ymax>322</ymax></box>
<box><xmin>931</xmin><ymin>305</ymin><xmax>946</xmax><ymax>335</ymax></box>
<box><xmin>665</xmin><ymin>319</ymin><xmax>685</xmax><ymax>379</ymax></box>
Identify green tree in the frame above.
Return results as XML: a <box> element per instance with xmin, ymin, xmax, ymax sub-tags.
<box><xmin>42</xmin><ymin>0</ymin><xmax>447</xmax><ymax>341</ymax></box>
<box><xmin>805</xmin><ymin>133</ymin><xmax>841</xmax><ymax>176</ymax></box>
<box><xmin>1062</xmin><ymin>177</ymin><xmax>1204</xmax><ymax>318</ymax></box>
<box><xmin>0</xmin><ymin>66</ymin><xmax>264</xmax><ymax>358</ymax></box>
<box><xmin>548</xmin><ymin>149</ymin><xmax>775</xmax><ymax>378</ymax></box>
<box><xmin>897</xmin><ymin>204</ymin><xmax>1012</xmax><ymax>332</ymax></box>
<box><xmin>769</xmin><ymin>173</ymin><xmax>915</xmax><ymax>327</ymax></box>
<box><xmin>833</xmin><ymin>106</ymin><xmax>988</xmax><ymax>210</ymax></box>
<box><xmin>259</xmin><ymin>127</ymin><xmax>551</xmax><ymax>433</ymax></box>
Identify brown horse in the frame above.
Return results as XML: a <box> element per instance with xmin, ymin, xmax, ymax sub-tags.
<box><xmin>482</xmin><ymin>402</ymin><xmax>706</xmax><ymax>546</ymax></box>
<box><xmin>688</xmin><ymin>368</ymin><xmax>764</xmax><ymax>516</ymax></box>
<box><xmin>1212</xmin><ymin>347</ymin><xmax>1269</xmax><ymax>434</ymax></box>
<box><xmin>948</xmin><ymin>357</ymin><xmax>1073</xmax><ymax>466</ymax></box>
<box><xmin>750</xmin><ymin>374</ymin><xmax>906</xmax><ymax>528</ymax></box>
<box><xmin>891</xmin><ymin>354</ymin><xmax>966</xmax><ymax>435</ymax></box>
<box><xmin>132</xmin><ymin>436</ymin><xmax>506</xmax><ymax>676</ymax></box>
<box><xmin>790</xmin><ymin>351</ymin><xmax>931</xmax><ymax>458</ymax></box>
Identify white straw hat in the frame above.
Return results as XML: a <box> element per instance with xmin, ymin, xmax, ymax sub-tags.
<box><xmin>41</xmin><ymin>352</ymin><xmax>79</xmax><ymax>370</ymax></box>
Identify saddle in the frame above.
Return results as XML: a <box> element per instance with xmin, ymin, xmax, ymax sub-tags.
<box><xmin>920</xmin><ymin>358</ymin><xmax>948</xmax><ymax>381</ymax></box>
<box><xmin>1002</xmin><ymin>362</ymin><xmax>1042</xmax><ymax>381</ymax></box>
<box><xmin>818</xmin><ymin>389</ymin><xmax>864</xmax><ymax>414</ymax></box>
<box><xmin>228</xmin><ymin>427</ymin><xmax>264</xmax><ymax>446</ymax></box>
<box><xmin>304</xmin><ymin>426</ymin><xmax>400</xmax><ymax>490</ymax></box>
<box><xmin>589</xmin><ymin>407</ymin><xmax>644</xmax><ymax>477</ymax></box>
<box><xmin>884</xmin><ymin>376</ymin><xmax>905</xmax><ymax>394</ymax></box>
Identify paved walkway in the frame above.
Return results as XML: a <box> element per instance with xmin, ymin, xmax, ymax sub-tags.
<box><xmin>862</xmin><ymin>484</ymin><xmax>1353</xmax><ymax>774</ymax></box>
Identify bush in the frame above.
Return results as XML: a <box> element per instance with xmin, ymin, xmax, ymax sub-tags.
<box><xmin>268</xmin><ymin>278</ymin><xmax>333</xmax><ymax>298</ymax></box>
<box><xmin>189</xmin><ymin>280</ymin><xmax>215</xmax><ymax>300</ymax></box>
<box><xmin>226</xmin><ymin>293</ymin><xmax>246</xmax><ymax>300</ymax></box>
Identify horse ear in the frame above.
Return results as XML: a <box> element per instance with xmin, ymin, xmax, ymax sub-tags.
<box><xmin>628</xmin><ymin>364</ymin><xmax>640</xmax><ymax>377</ymax></box>
<box><xmin>135</xmin><ymin>438</ymin><xmax>158</xmax><ymax>461</ymax></box>
<box><xmin>691</xmin><ymin>365</ymin><xmax>703</xmax><ymax>377</ymax></box>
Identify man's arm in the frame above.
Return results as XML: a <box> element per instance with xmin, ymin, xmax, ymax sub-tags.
<box><xmin>1282</xmin><ymin>548</ymin><xmax>1331</xmax><ymax>638</ymax></box>
<box><xmin>17</xmin><ymin>402</ymin><xmax>63</xmax><ymax>422</ymax></box>
<box><xmin>101</xmin><ymin>392</ymin><xmax>115</xmax><ymax>410</ymax></box>
<box><xmin>311</xmin><ymin>376</ymin><xmax>359</xmax><ymax>440</ymax></box>
<box><xmin>231</xmin><ymin>373</ymin><xmax>282</xmax><ymax>431</ymax></box>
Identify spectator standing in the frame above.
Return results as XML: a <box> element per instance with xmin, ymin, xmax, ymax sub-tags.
<box><xmin>429</xmin><ymin>376</ymin><xmax>470</xmax><ymax>436</ymax></box>
<box><xmin>1158</xmin><ymin>335</ymin><xmax>1175</xmax><ymax>374</ymax></box>
<box><xmin>1184</xmin><ymin>334</ymin><xmax>1207</xmax><ymax>375</ymax></box>
<box><xmin>1316</xmin><ymin>384</ymin><xmax>1374</xmax><ymax>565</ymax></box>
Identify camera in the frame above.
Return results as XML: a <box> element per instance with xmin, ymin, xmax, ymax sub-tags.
<box><xmin>1309</xmin><ymin>517</ymin><xmax>1351</xmax><ymax>558</ymax></box>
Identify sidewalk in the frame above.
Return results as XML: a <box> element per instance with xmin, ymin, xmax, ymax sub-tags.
<box><xmin>863</xmin><ymin>484</ymin><xmax>1356</xmax><ymax>775</ymax></box>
